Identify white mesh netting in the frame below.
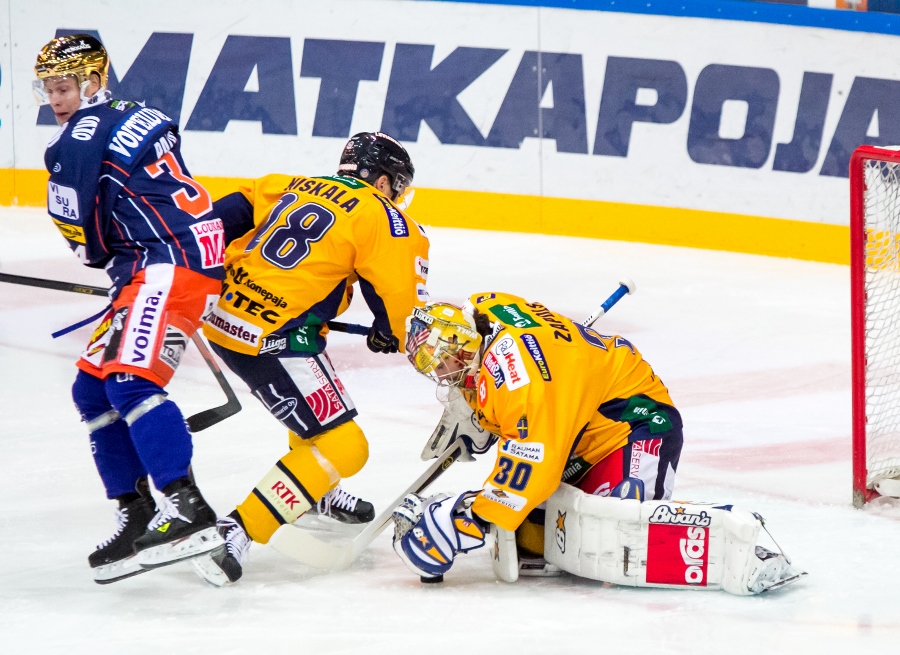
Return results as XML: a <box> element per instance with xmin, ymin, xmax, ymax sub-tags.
<box><xmin>862</xmin><ymin>158</ymin><xmax>900</xmax><ymax>486</ymax></box>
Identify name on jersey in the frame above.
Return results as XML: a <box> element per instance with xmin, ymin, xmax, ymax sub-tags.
<box><xmin>374</xmin><ymin>195</ymin><xmax>409</xmax><ymax>237</ymax></box>
<box><xmin>525</xmin><ymin>301</ymin><xmax>572</xmax><ymax>343</ymax></box>
<box><xmin>492</xmin><ymin>335</ymin><xmax>530</xmax><ymax>390</ymax></box>
<box><xmin>189</xmin><ymin>218</ymin><xmax>225</xmax><ymax>269</ymax></box>
<box><xmin>284</xmin><ymin>176</ymin><xmax>360</xmax><ymax>213</ymax></box>
<box><xmin>47</xmin><ymin>182</ymin><xmax>80</xmax><ymax>221</ymax></box>
<box><xmin>108</xmin><ymin>107</ymin><xmax>171</xmax><ymax>163</ymax></box>
<box><xmin>519</xmin><ymin>334</ymin><xmax>551</xmax><ymax>381</ymax></box>
<box><xmin>226</xmin><ymin>265</ymin><xmax>289</xmax><ymax>308</ymax></box>
<box><xmin>206</xmin><ymin>306</ymin><xmax>262</xmax><ymax>345</ymax></box>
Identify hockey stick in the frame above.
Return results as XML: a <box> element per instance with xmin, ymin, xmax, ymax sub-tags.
<box><xmin>0</xmin><ymin>272</ymin><xmax>240</xmax><ymax>432</ymax></box>
<box><xmin>270</xmin><ymin>440</ymin><xmax>465</xmax><ymax>570</ymax></box>
<box><xmin>271</xmin><ymin>278</ymin><xmax>638</xmax><ymax>571</ymax></box>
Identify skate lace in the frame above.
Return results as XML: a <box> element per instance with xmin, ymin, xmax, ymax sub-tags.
<box><xmin>97</xmin><ymin>507</ymin><xmax>128</xmax><ymax>549</ymax></box>
<box><xmin>317</xmin><ymin>487</ymin><xmax>359</xmax><ymax>516</ymax></box>
<box><xmin>219</xmin><ymin>518</ymin><xmax>251</xmax><ymax>560</ymax></box>
<box><xmin>148</xmin><ymin>495</ymin><xmax>189</xmax><ymax>530</ymax></box>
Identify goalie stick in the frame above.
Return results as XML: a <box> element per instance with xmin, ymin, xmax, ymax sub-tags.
<box><xmin>271</xmin><ymin>278</ymin><xmax>638</xmax><ymax>570</ymax></box>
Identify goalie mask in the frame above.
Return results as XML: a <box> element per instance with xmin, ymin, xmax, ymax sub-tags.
<box><xmin>406</xmin><ymin>304</ymin><xmax>482</xmax><ymax>388</ymax></box>
<box><xmin>337</xmin><ymin>132</ymin><xmax>415</xmax><ymax>203</ymax></box>
<box><xmin>33</xmin><ymin>34</ymin><xmax>109</xmax><ymax>105</ymax></box>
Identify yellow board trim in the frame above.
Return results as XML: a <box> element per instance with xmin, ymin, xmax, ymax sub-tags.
<box><xmin>1</xmin><ymin>169</ymin><xmax>849</xmax><ymax>265</ymax></box>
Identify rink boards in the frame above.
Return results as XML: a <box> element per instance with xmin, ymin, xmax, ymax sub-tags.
<box><xmin>2</xmin><ymin>0</ymin><xmax>900</xmax><ymax>262</ymax></box>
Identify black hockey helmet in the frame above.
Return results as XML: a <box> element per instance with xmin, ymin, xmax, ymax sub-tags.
<box><xmin>337</xmin><ymin>132</ymin><xmax>414</xmax><ymax>201</ymax></box>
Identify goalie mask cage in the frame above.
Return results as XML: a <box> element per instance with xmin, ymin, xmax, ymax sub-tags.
<box><xmin>851</xmin><ymin>145</ymin><xmax>900</xmax><ymax>508</ymax></box>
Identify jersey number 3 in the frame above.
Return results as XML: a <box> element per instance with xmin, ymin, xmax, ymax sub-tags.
<box><xmin>145</xmin><ymin>151</ymin><xmax>213</xmax><ymax>219</ymax></box>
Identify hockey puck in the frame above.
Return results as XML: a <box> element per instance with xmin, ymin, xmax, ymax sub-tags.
<box><xmin>421</xmin><ymin>574</ymin><xmax>444</xmax><ymax>584</ymax></box>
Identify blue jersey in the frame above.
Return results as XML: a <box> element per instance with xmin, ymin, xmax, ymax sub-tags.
<box><xmin>44</xmin><ymin>99</ymin><xmax>225</xmax><ymax>297</ymax></box>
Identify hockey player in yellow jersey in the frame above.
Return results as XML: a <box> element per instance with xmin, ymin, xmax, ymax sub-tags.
<box><xmin>393</xmin><ymin>292</ymin><xmax>683</xmax><ymax>578</ymax></box>
<box><xmin>393</xmin><ymin>294</ymin><xmax>805</xmax><ymax>594</ymax></box>
<box><xmin>191</xmin><ymin>133</ymin><xmax>430</xmax><ymax>586</ymax></box>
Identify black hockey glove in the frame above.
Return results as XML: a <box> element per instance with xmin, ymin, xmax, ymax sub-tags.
<box><xmin>366</xmin><ymin>326</ymin><xmax>399</xmax><ymax>354</ymax></box>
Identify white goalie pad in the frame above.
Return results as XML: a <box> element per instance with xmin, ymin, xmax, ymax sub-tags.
<box><xmin>543</xmin><ymin>484</ymin><xmax>805</xmax><ymax>595</ymax></box>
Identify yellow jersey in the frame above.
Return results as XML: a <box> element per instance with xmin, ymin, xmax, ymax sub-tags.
<box><xmin>463</xmin><ymin>292</ymin><xmax>675</xmax><ymax>530</ymax></box>
<box><xmin>204</xmin><ymin>174</ymin><xmax>430</xmax><ymax>355</ymax></box>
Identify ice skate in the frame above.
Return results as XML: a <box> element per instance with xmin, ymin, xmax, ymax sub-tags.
<box><xmin>190</xmin><ymin>516</ymin><xmax>251</xmax><ymax>587</ymax></box>
<box><xmin>747</xmin><ymin>547</ymin><xmax>807</xmax><ymax>593</ymax></box>
<box><xmin>306</xmin><ymin>486</ymin><xmax>375</xmax><ymax>525</ymax></box>
<box><xmin>89</xmin><ymin>494</ymin><xmax>156</xmax><ymax>584</ymax></box>
<box><xmin>133</xmin><ymin>481</ymin><xmax>222</xmax><ymax>569</ymax></box>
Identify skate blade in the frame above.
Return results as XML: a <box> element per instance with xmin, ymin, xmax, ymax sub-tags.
<box><xmin>137</xmin><ymin>527</ymin><xmax>224</xmax><ymax>570</ymax></box>
<box><xmin>93</xmin><ymin>556</ymin><xmax>149</xmax><ymax>585</ymax></box>
<box><xmin>759</xmin><ymin>570</ymin><xmax>808</xmax><ymax>593</ymax></box>
<box><xmin>189</xmin><ymin>547</ymin><xmax>230</xmax><ymax>587</ymax></box>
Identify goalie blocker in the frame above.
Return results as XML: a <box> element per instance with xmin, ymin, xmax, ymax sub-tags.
<box><xmin>503</xmin><ymin>484</ymin><xmax>805</xmax><ymax>595</ymax></box>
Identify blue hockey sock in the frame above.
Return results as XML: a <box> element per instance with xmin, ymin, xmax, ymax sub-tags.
<box><xmin>105</xmin><ymin>374</ymin><xmax>193</xmax><ymax>491</ymax></box>
<box><xmin>72</xmin><ymin>370</ymin><xmax>148</xmax><ymax>499</ymax></box>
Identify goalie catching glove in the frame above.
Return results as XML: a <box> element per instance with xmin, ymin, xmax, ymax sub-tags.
<box><xmin>392</xmin><ymin>491</ymin><xmax>488</xmax><ymax>579</ymax></box>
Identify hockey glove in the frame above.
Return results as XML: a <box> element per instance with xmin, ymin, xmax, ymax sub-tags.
<box><xmin>366</xmin><ymin>326</ymin><xmax>399</xmax><ymax>354</ymax></box>
<box><xmin>392</xmin><ymin>491</ymin><xmax>487</xmax><ymax>579</ymax></box>
<box><xmin>421</xmin><ymin>387</ymin><xmax>498</xmax><ymax>462</ymax></box>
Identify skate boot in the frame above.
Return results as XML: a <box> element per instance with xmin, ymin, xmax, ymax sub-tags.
<box><xmin>307</xmin><ymin>485</ymin><xmax>375</xmax><ymax>524</ymax></box>
<box><xmin>133</xmin><ymin>479</ymin><xmax>223</xmax><ymax>569</ymax></box>
<box><xmin>190</xmin><ymin>516</ymin><xmax>251</xmax><ymax>587</ymax></box>
<box><xmin>747</xmin><ymin>546</ymin><xmax>807</xmax><ymax>593</ymax></box>
<box><xmin>89</xmin><ymin>490</ymin><xmax>157</xmax><ymax>585</ymax></box>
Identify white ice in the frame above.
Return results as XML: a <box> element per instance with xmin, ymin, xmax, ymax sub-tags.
<box><xmin>1</xmin><ymin>207</ymin><xmax>897</xmax><ymax>654</ymax></box>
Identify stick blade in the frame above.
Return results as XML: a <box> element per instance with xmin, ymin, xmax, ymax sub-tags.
<box><xmin>186</xmin><ymin>400</ymin><xmax>242</xmax><ymax>432</ymax></box>
<box><xmin>269</xmin><ymin>523</ymin><xmax>360</xmax><ymax>571</ymax></box>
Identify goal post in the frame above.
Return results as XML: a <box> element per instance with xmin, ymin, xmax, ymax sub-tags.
<box><xmin>850</xmin><ymin>144</ymin><xmax>900</xmax><ymax>508</ymax></box>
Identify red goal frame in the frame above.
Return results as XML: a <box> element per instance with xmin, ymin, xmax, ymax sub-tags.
<box><xmin>850</xmin><ymin>144</ymin><xmax>900</xmax><ymax>508</ymax></box>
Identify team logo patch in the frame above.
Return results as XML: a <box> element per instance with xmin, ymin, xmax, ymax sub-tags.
<box><xmin>516</xmin><ymin>416</ymin><xmax>529</xmax><ymax>440</ymax></box>
<box><xmin>555</xmin><ymin>511</ymin><xmax>567</xmax><ymax>553</ymax></box>
<box><xmin>189</xmin><ymin>218</ymin><xmax>225</xmax><ymax>269</ymax></box>
<box><xmin>519</xmin><ymin>334</ymin><xmax>551</xmax><ymax>381</ymax></box>
<box><xmin>158</xmin><ymin>325</ymin><xmax>188</xmax><ymax>370</ymax></box>
<box><xmin>259</xmin><ymin>335</ymin><xmax>288</xmax><ymax>355</ymax></box>
<box><xmin>492</xmin><ymin>335</ymin><xmax>530</xmax><ymax>390</ymax></box>
<box><xmin>474</xmin><ymin>293</ymin><xmax>496</xmax><ymax>304</ymax></box>
<box><xmin>47</xmin><ymin>181</ymin><xmax>80</xmax><ymax>221</ymax></box>
<box><xmin>488</xmin><ymin>303</ymin><xmax>539</xmax><ymax>328</ymax></box>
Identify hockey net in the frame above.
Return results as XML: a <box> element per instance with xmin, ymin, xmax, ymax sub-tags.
<box><xmin>851</xmin><ymin>145</ymin><xmax>900</xmax><ymax>507</ymax></box>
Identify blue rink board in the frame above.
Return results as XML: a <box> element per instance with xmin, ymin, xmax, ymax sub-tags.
<box><xmin>425</xmin><ymin>0</ymin><xmax>900</xmax><ymax>36</ymax></box>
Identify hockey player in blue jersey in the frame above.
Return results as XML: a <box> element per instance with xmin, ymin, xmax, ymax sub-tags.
<box><xmin>35</xmin><ymin>34</ymin><xmax>228</xmax><ymax>583</ymax></box>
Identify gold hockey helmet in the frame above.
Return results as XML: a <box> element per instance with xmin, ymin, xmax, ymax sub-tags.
<box><xmin>33</xmin><ymin>34</ymin><xmax>109</xmax><ymax>104</ymax></box>
<box><xmin>406</xmin><ymin>303</ymin><xmax>483</xmax><ymax>387</ymax></box>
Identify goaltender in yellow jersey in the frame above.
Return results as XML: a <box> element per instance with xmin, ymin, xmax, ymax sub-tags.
<box><xmin>191</xmin><ymin>133</ymin><xmax>429</xmax><ymax>587</ymax></box>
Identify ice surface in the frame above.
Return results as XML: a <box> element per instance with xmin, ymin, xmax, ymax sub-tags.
<box><xmin>1</xmin><ymin>207</ymin><xmax>898</xmax><ymax>654</ymax></box>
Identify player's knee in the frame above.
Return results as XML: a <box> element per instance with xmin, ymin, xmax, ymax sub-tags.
<box><xmin>104</xmin><ymin>373</ymin><xmax>169</xmax><ymax>425</ymax></box>
<box><xmin>312</xmin><ymin>420</ymin><xmax>369</xmax><ymax>478</ymax></box>
<box><xmin>71</xmin><ymin>370</ymin><xmax>113</xmax><ymax>421</ymax></box>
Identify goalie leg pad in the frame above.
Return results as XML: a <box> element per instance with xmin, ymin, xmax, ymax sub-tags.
<box><xmin>543</xmin><ymin>484</ymin><xmax>806</xmax><ymax>595</ymax></box>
